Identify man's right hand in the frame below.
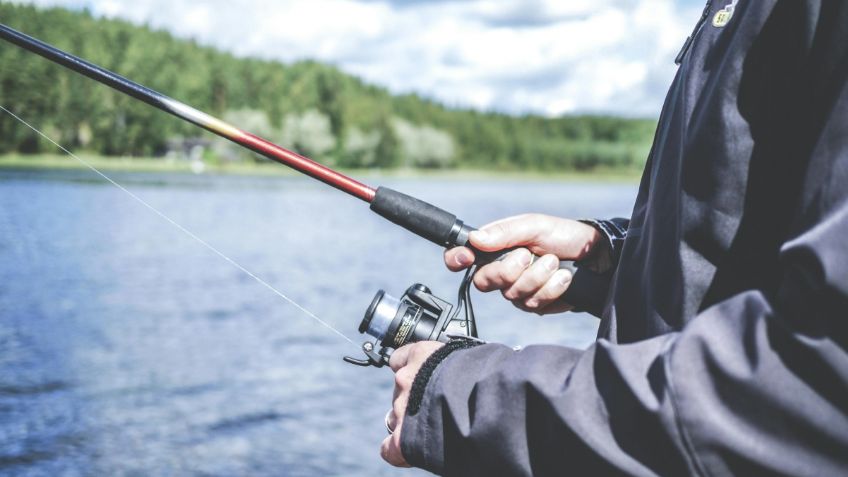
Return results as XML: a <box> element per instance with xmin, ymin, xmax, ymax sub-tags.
<box><xmin>445</xmin><ymin>214</ymin><xmax>603</xmax><ymax>314</ymax></box>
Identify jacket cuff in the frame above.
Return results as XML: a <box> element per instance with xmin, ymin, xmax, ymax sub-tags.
<box><xmin>578</xmin><ymin>218</ymin><xmax>629</xmax><ymax>273</ymax></box>
<box><xmin>400</xmin><ymin>341</ymin><xmax>496</xmax><ymax>472</ymax></box>
<box><xmin>407</xmin><ymin>338</ymin><xmax>483</xmax><ymax>416</ymax></box>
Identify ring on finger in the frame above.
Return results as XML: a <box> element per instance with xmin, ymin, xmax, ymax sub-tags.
<box><xmin>385</xmin><ymin>409</ymin><xmax>395</xmax><ymax>435</ymax></box>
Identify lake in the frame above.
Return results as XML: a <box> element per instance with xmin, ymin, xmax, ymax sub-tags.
<box><xmin>0</xmin><ymin>169</ymin><xmax>637</xmax><ymax>476</ymax></box>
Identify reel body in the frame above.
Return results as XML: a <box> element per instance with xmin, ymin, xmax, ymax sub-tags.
<box><xmin>344</xmin><ymin>272</ymin><xmax>477</xmax><ymax>368</ymax></box>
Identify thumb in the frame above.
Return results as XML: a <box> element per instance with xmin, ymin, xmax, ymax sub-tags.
<box><xmin>469</xmin><ymin>215</ymin><xmax>545</xmax><ymax>252</ymax></box>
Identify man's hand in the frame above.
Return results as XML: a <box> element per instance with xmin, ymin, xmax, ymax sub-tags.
<box><xmin>445</xmin><ymin>214</ymin><xmax>602</xmax><ymax>314</ymax></box>
<box><xmin>381</xmin><ymin>341</ymin><xmax>444</xmax><ymax>468</ymax></box>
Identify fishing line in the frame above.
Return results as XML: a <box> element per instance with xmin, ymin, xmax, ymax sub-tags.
<box><xmin>1</xmin><ymin>105</ymin><xmax>357</xmax><ymax>347</ymax></box>
<box><xmin>0</xmin><ymin>24</ymin><xmax>595</xmax><ymax>332</ymax></box>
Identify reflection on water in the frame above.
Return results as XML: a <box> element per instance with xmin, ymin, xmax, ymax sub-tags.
<box><xmin>0</xmin><ymin>169</ymin><xmax>637</xmax><ymax>476</ymax></box>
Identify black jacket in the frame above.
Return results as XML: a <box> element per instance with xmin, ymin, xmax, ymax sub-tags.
<box><xmin>400</xmin><ymin>1</ymin><xmax>848</xmax><ymax>475</ymax></box>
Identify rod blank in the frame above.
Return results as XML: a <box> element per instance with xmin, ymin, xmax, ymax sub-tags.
<box><xmin>0</xmin><ymin>23</ymin><xmax>376</xmax><ymax>202</ymax></box>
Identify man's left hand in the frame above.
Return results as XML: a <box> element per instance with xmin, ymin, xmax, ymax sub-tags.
<box><xmin>381</xmin><ymin>341</ymin><xmax>444</xmax><ymax>467</ymax></box>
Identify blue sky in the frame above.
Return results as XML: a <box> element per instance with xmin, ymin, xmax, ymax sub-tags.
<box><xmin>15</xmin><ymin>0</ymin><xmax>708</xmax><ymax>117</ymax></box>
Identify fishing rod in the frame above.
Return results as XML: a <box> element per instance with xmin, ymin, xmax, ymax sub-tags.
<box><xmin>0</xmin><ymin>23</ymin><xmax>472</xmax><ymax>249</ymax></box>
<box><xmin>0</xmin><ymin>23</ymin><xmax>598</xmax><ymax>367</ymax></box>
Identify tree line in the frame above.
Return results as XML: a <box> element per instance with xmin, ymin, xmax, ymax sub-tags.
<box><xmin>0</xmin><ymin>4</ymin><xmax>657</xmax><ymax>171</ymax></box>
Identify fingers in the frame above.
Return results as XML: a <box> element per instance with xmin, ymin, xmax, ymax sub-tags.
<box><xmin>383</xmin><ymin>342</ymin><xmax>443</xmax><ymax>468</ymax></box>
<box><xmin>467</xmin><ymin>214</ymin><xmax>605</xmax><ymax>261</ymax></box>
<box><xmin>393</xmin><ymin>366</ymin><xmax>415</xmax><ymax>398</ymax></box>
<box><xmin>387</xmin><ymin>385</ymin><xmax>408</xmax><ymax>433</ymax></box>
<box><xmin>494</xmin><ymin>254</ymin><xmax>573</xmax><ymax>313</ymax></box>
<box><xmin>522</xmin><ymin>268</ymin><xmax>573</xmax><ymax>312</ymax></box>
<box><xmin>381</xmin><ymin>423</ymin><xmax>410</xmax><ymax>467</ymax></box>
<box><xmin>468</xmin><ymin>214</ymin><xmax>550</xmax><ymax>252</ymax></box>
<box><xmin>469</xmin><ymin>246</ymin><xmax>575</xmax><ymax>314</ymax></box>
<box><xmin>502</xmin><ymin>254</ymin><xmax>559</xmax><ymax>301</ymax></box>
<box><xmin>383</xmin><ymin>368</ymin><xmax>411</xmax><ymax>467</ymax></box>
<box><xmin>389</xmin><ymin>341</ymin><xmax>444</xmax><ymax>372</ymax></box>
<box><xmin>445</xmin><ymin>214</ymin><xmax>600</xmax><ymax>275</ymax></box>
<box><xmin>387</xmin><ymin>365</ymin><xmax>414</xmax><ymax>449</ymax></box>
<box><xmin>473</xmin><ymin>248</ymin><xmax>532</xmax><ymax>292</ymax></box>
<box><xmin>444</xmin><ymin>246</ymin><xmax>475</xmax><ymax>272</ymax></box>
<box><xmin>388</xmin><ymin>344</ymin><xmax>412</xmax><ymax>372</ymax></box>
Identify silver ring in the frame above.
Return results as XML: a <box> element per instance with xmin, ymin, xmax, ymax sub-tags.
<box><xmin>385</xmin><ymin>409</ymin><xmax>395</xmax><ymax>435</ymax></box>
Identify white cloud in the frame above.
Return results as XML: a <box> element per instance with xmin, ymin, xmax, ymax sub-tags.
<box><xmin>16</xmin><ymin>0</ymin><xmax>703</xmax><ymax>117</ymax></box>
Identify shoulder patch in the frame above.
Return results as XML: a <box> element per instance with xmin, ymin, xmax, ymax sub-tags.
<box><xmin>712</xmin><ymin>1</ymin><xmax>738</xmax><ymax>27</ymax></box>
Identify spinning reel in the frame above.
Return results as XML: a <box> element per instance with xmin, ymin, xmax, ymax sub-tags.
<box><xmin>343</xmin><ymin>267</ymin><xmax>478</xmax><ymax>368</ymax></box>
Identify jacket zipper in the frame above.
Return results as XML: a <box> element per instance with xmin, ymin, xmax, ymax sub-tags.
<box><xmin>675</xmin><ymin>0</ymin><xmax>714</xmax><ymax>65</ymax></box>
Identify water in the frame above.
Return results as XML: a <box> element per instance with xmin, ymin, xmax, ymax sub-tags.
<box><xmin>0</xmin><ymin>169</ymin><xmax>637</xmax><ymax>476</ymax></box>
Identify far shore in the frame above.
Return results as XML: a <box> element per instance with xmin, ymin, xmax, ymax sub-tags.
<box><xmin>0</xmin><ymin>154</ymin><xmax>643</xmax><ymax>183</ymax></box>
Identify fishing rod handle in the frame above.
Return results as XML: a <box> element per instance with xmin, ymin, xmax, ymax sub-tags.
<box><xmin>369</xmin><ymin>186</ymin><xmax>598</xmax><ymax>309</ymax></box>
<box><xmin>369</xmin><ymin>186</ymin><xmax>563</xmax><ymax>264</ymax></box>
<box><xmin>457</xmin><ymin>227</ymin><xmax>607</xmax><ymax>312</ymax></box>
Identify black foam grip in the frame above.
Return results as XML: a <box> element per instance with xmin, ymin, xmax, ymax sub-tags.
<box><xmin>370</xmin><ymin>187</ymin><xmax>458</xmax><ymax>247</ymax></box>
<box><xmin>369</xmin><ymin>190</ymin><xmax>611</xmax><ymax>316</ymax></box>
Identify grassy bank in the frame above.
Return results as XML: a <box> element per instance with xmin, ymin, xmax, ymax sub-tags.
<box><xmin>0</xmin><ymin>154</ymin><xmax>643</xmax><ymax>183</ymax></box>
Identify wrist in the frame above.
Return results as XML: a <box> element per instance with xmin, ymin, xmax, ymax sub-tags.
<box><xmin>576</xmin><ymin>218</ymin><xmax>628</xmax><ymax>273</ymax></box>
<box><xmin>584</xmin><ymin>223</ymin><xmax>604</xmax><ymax>256</ymax></box>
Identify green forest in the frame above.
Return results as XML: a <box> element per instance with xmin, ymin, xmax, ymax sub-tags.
<box><xmin>0</xmin><ymin>4</ymin><xmax>657</xmax><ymax>172</ymax></box>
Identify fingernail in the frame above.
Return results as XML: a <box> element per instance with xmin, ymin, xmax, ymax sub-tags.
<box><xmin>512</xmin><ymin>249</ymin><xmax>532</xmax><ymax>268</ymax></box>
<box><xmin>455</xmin><ymin>253</ymin><xmax>472</xmax><ymax>267</ymax></box>
<box><xmin>526</xmin><ymin>299</ymin><xmax>538</xmax><ymax>308</ymax></box>
<box><xmin>557</xmin><ymin>269</ymin><xmax>573</xmax><ymax>286</ymax></box>
<box><xmin>545</xmin><ymin>255</ymin><xmax>558</xmax><ymax>271</ymax></box>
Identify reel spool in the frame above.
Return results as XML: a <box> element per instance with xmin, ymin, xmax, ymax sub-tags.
<box><xmin>344</xmin><ymin>269</ymin><xmax>477</xmax><ymax>368</ymax></box>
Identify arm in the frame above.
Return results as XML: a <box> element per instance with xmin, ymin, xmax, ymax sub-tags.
<box><xmin>388</xmin><ymin>3</ymin><xmax>848</xmax><ymax>471</ymax></box>
<box><xmin>398</xmin><ymin>200</ymin><xmax>848</xmax><ymax>475</ymax></box>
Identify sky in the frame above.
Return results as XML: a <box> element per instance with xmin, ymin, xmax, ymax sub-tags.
<box><xmin>15</xmin><ymin>0</ymin><xmax>707</xmax><ymax>117</ymax></box>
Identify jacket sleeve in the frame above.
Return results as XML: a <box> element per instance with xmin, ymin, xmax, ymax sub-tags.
<box><xmin>578</xmin><ymin>218</ymin><xmax>630</xmax><ymax>273</ymax></box>
<box><xmin>400</xmin><ymin>200</ymin><xmax>848</xmax><ymax>476</ymax></box>
<box><xmin>400</xmin><ymin>9</ymin><xmax>848</xmax><ymax>475</ymax></box>
<box><xmin>560</xmin><ymin>218</ymin><xmax>629</xmax><ymax>317</ymax></box>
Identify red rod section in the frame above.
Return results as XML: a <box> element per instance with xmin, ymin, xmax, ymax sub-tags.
<box><xmin>240</xmin><ymin>132</ymin><xmax>376</xmax><ymax>202</ymax></box>
<box><xmin>0</xmin><ymin>23</ymin><xmax>377</xmax><ymax>203</ymax></box>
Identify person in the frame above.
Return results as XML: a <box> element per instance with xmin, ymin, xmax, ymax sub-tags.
<box><xmin>380</xmin><ymin>1</ymin><xmax>848</xmax><ymax>475</ymax></box>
